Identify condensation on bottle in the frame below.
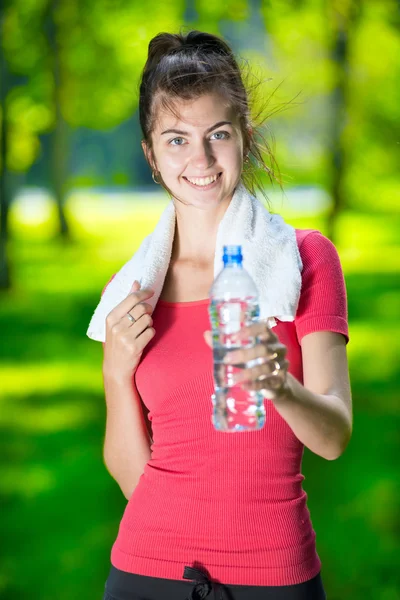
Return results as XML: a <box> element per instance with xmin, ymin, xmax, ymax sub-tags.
<box><xmin>208</xmin><ymin>245</ymin><xmax>266</xmax><ymax>432</ymax></box>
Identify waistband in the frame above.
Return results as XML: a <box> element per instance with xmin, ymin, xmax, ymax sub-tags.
<box><xmin>183</xmin><ymin>566</ymin><xmax>224</xmax><ymax>600</ymax></box>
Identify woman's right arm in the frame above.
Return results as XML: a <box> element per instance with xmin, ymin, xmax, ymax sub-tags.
<box><xmin>102</xmin><ymin>371</ymin><xmax>152</xmax><ymax>500</ymax></box>
<box><xmin>101</xmin><ymin>281</ymin><xmax>156</xmax><ymax>500</ymax></box>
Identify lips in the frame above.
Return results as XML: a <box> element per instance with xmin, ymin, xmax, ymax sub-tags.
<box><xmin>183</xmin><ymin>172</ymin><xmax>222</xmax><ymax>190</ymax></box>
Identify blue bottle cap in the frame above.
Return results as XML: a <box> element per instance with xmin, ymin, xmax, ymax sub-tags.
<box><xmin>223</xmin><ymin>245</ymin><xmax>243</xmax><ymax>265</ymax></box>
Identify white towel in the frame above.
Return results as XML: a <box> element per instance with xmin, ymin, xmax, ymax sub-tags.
<box><xmin>87</xmin><ymin>182</ymin><xmax>303</xmax><ymax>342</ymax></box>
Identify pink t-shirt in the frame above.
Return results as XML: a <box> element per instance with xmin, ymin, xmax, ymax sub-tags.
<box><xmin>103</xmin><ymin>229</ymin><xmax>349</xmax><ymax>586</ymax></box>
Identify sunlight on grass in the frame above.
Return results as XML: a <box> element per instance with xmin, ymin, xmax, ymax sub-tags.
<box><xmin>372</xmin><ymin>291</ymin><xmax>400</xmax><ymax>320</ymax></box>
<box><xmin>0</xmin><ymin>363</ymin><xmax>103</xmax><ymax>400</ymax></box>
<box><xmin>9</xmin><ymin>188</ymin><xmax>169</xmax><ymax>241</ymax></box>
<box><xmin>335</xmin><ymin>213</ymin><xmax>400</xmax><ymax>248</ymax></box>
<box><xmin>339</xmin><ymin>246</ymin><xmax>400</xmax><ymax>273</ymax></box>
<box><xmin>0</xmin><ymin>398</ymin><xmax>99</xmax><ymax>433</ymax></box>
<box><xmin>8</xmin><ymin>190</ymin><xmax>61</xmax><ymax>240</ymax></box>
<box><xmin>347</xmin><ymin>324</ymin><xmax>400</xmax><ymax>383</ymax></box>
<box><xmin>2</xmin><ymin>189</ymin><xmax>400</xmax><ymax>600</ymax></box>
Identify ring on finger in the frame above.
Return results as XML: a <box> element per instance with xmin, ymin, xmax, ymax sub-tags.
<box><xmin>269</xmin><ymin>359</ymin><xmax>281</xmax><ymax>378</ymax></box>
<box><xmin>255</xmin><ymin>358</ymin><xmax>282</xmax><ymax>383</ymax></box>
<box><xmin>256</xmin><ymin>360</ymin><xmax>281</xmax><ymax>381</ymax></box>
<box><xmin>126</xmin><ymin>312</ymin><xmax>135</xmax><ymax>323</ymax></box>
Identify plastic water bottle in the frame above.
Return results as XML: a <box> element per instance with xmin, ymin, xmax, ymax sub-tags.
<box><xmin>208</xmin><ymin>245</ymin><xmax>266</xmax><ymax>432</ymax></box>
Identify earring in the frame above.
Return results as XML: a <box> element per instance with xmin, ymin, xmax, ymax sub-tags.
<box><xmin>244</xmin><ymin>154</ymin><xmax>250</xmax><ymax>164</ymax></box>
<box><xmin>152</xmin><ymin>170</ymin><xmax>161</xmax><ymax>184</ymax></box>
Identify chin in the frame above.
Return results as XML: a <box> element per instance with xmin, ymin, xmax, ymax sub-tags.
<box><xmin>187</xmin><ymin>190</ymin><xmax>229</xmax><ymax>208</ymax></box>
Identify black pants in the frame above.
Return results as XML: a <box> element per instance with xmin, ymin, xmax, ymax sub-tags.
<box><xmin>103</xmin><ymin>565</ymin><xmax>327</xmax><ymax>600</ymax></box>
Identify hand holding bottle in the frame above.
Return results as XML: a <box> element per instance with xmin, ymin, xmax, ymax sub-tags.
<box><xmin>207</xmin><ymin>245</ymin><xmax>267</xmax><ymax>432</ymax></box>
<box><xmin>204</xmin><ymin>320</ymin><xmax>290</xmax><ymax>401</ymax></box>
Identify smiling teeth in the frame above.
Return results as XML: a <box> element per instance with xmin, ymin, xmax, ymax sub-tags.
<box><xmin>186</xmin><ymin>174</ymin><xmax>219</xmax><ymax>186</ymax></box>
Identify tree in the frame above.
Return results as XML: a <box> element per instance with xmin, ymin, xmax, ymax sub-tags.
<box><xmin>0</xmin><ymin>8</ymin><xmax>11</xmax><ymax>289</ymax></box>
<box><xmin>1</xmin><ymin>0</ymin><xmax>188</xmax><ymax>280</ymax></box>
<box><xmin>46</xmin><ymin>0</ymin><xmax>70</xmax><ymax>238</ymax></box>
<box><xmin>326</xmin><ymin>0</ymin><xmax>361</xmax><ymax>242</ymax></box>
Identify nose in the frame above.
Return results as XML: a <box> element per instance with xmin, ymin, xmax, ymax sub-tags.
<box><xmin>190</xmin><ymin>140</ymin><xmax>215</xmax><ymax>171</ymax></box>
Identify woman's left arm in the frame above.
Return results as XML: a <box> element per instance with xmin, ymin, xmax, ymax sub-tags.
<box><xmin>205</xmin><ymin>324</ymin><xmax>353</xmax><ymax>461</ymax></box>
<box><xmin>273</xmin><ymin>330</ymin><xmax>352</xmax><ymax>461</ymax></box>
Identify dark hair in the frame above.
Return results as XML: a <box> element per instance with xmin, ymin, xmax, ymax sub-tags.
<box><xmin>139</xmin><ymin>29</ymin><xmax>283</xmax><ymax>201</ymax></box>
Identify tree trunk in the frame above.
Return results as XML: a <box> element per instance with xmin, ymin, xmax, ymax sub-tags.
<box><xmin>0</xmin><ymin>13</ymin><xmax>11</xmax><ymax>289</ymax></box>
<box><xmin>48</xmin><ymin>0</ymin><xmax>71</xmax><ymax>240</ymax></box>
<box><xmin>326</xmin><ymin>1</ymin><xmax>361</xmax><ymax>243</ymax></box>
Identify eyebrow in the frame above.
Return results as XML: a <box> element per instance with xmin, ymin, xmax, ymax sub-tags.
<box><xmin>161</xmin><ymin>120</ymin><xmax>233</xmax><ymax>136</ymax></box>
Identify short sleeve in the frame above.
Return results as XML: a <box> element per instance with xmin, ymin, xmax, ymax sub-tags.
<box><xmin>295</xmin><ymin>230</ymin><xmax>349</xmax><ymax>344</ymax></box>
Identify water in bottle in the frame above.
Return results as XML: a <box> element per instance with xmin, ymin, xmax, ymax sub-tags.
<box><xmin>208</xmin><ymin>245</ymin><xmax>266</xmax><ymax>432</ymax></box>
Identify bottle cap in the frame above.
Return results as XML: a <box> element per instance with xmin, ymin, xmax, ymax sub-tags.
<box><xmin>223</xmin><ymin>245</ymin><xmax>243</xmax><ymax>265</ymax></box>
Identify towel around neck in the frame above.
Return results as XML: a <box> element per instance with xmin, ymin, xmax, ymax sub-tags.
<box><xmin>87</xmin><ymin>182</ymin><xmax>302</xmax><ymax>342</ymax></box>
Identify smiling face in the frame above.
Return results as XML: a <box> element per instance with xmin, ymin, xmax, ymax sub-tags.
<box><xmin>143</xmin><ymin>93</ymin><xmax>245</xmax><ymax>210</ymax></box>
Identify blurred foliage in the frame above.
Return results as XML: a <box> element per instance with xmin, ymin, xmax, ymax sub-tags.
<box><xmin>0</xmin><ymin>0</ymin><xmax>398</xmax><ymax>214</ymax></box>
<box><xmin>1</xmin><ymin>195</ymin><xmax>399</xmax><ymax>600</ymax></box>
<box><xmin>1</xmin><ymin>0</ymin><xmax>400</xmax><ymax>599</ymax></box>
<box><xmin>2</xmin><ymin>0</ymin><xmax>186</xmax><ymax>171</ymax></box>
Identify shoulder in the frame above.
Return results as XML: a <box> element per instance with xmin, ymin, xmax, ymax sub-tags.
<box><xmin>294</xmin><ymin>228</ymin><xmax>349</xmax><ymax>343</ymax></box>
<box><xmin>295</xmin><ymin>229</ymin><xmax>343</xmax><ymax>273</ymax></box>
<box><xmin>295</xmin><ymin>228</ymin><xmax>337</xmax><ymax>254</ymax></box>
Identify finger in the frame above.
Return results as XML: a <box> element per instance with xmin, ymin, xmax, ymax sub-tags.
<box><xmin>107</xmin><ymin>286</ymin><xmax>155</xmax><ymax>325</ymax></box>
<box><xmin>230</xmin><ymin>358</ymin><xmax>268</xmax><ymax>385</ymax></box>
<box><xmin>223</xmin><ymin>342</ymin><xmax>286</xmax><ymax>365</ymax></box>
<box><xmin>114</xmin><ymin>320</ymin><xmax>156</xmax><ymax>353</ymax></box>
<box><xmin>130</xmin><ymin>312</ymin><xmax>154</xmax><ymax>337</ymax></box>
<box><xmin>127</xmin><ymin>302</ymin><xmax>154</xmax><ymax>321</ymax></box>
<box><xmin>113</xmin><ymin>304</ymin><xmax>154</xmax><ymax>334</ymax></box>
<box><xmin>231</xmin><ymin>355</ymin><xmax>286</xmax><ymax>385</ymax></box>
<box><xmin>233</xmin><ymin>321</ymin><xmax>277</xmax><ymax>345</ymax></box>
<box><xmin>120</xmin><ymin>302</ymin><xmax>154</xmax><ymax>330</ymax></box>
<box><xmin>243</xmin><ymin>359</ymin><xmax>290</xmax><ymax>393</ymax></box>
<box><xmin>203</xmin><ymin>331</ymin><xmax>213</xmax><ymax>348</ymax></box>
<box><xmin>134</xmin><ymin>325</ymin><xmax>156</xmax><ymax>350</ymax></box>
<box><xmin>130</xmin><ymin>280</ymin><xmax>141</xmax><ymax>292</ymax></box>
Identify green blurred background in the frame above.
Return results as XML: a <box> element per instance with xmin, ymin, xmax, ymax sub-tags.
<box><xmin>0</xmin><ymin>1</ymin><xmax>399</xmax><ymax>599</ymax></box>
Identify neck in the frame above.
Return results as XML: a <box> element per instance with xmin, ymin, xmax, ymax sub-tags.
<box><xmin>171</xmin><ymin>195</ymin><xmax>232</xmax><ymax>265</ymax></box>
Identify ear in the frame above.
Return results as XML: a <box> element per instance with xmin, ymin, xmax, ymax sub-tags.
<box><xmin>240</xmin><ymin>124</ymin><xmax>252</xmax><ymax>161</ymax></box>
<box><xmin>141</xmin><ymin>140</ymin><xmax>157</xmax><ymax>171</ymax></box>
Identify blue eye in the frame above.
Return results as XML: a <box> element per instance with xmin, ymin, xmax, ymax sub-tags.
<box><xmin>169</xmin><ymin>137</ymin><xmax>185</xmax><ymax>146</ymax></box>
<box><xmin>210</xmin><ymin>131</ymin><xmax>230</xmax><ymax>140</ymax></box>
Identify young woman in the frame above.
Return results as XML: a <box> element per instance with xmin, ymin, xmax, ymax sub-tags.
<box><xmin>95</xmin><ymin>30</ymin><xmax>352</xmax><ymax>600</ymax></box>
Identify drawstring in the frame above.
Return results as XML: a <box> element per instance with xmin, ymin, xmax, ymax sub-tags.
<box><xmin>183</xmin><ymin>566</ymin><xmax>224</xmax><ymax>600</ymax></box>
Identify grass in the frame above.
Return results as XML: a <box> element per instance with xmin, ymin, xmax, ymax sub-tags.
<box><xmin>0</xmin><ymin>192</ymin><xmax>399</xmax><ymax>599</ymax></box>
